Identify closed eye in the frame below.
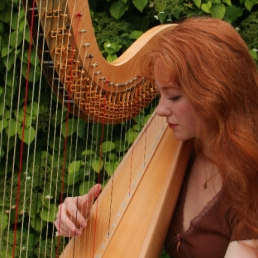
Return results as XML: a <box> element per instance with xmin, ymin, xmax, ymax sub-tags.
<box><xmin>169</xmin><ymin>96</ymin><xmax>181</xmax><ymax>101</ymax></box>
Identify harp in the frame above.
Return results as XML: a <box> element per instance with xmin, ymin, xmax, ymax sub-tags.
<box><xmin>0</xmin><ymin>0</ymin><xmax>192</xmax><ymax>257</ymax></box>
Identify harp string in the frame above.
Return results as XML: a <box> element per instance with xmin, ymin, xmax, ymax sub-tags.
<box><xmin>12</xmin><ymin>0</ymin><xmax>37</xmax><ymax>256</ymax></box>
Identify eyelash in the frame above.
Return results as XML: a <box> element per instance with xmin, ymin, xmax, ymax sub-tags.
<box><xmin>169</xmin><ymin>96</ymin><xmax>181</xmax><ymax>101</ymax></box>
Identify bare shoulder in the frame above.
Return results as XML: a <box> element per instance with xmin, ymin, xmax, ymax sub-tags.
<box><xmin>225</xmin><ymin>240</ymin><xmax>258</xmax><ymax>258</ymax></box>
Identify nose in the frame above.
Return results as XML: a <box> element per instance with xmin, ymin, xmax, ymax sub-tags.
<box><xmin>155</xmin><ymin>97</ymin><xmax>171</xmax><ymax>117</ymax></box>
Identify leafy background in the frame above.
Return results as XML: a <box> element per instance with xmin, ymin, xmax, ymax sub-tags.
<box><xmin>0</xmin><ymin>0</ymin><xmax>257</xmax><ymax>257</ymax></box>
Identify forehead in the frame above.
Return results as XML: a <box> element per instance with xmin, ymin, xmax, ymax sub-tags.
<box><xmin>153</xmin><ymin>59</ymin><xmax>179</xmax><ymax>90</ymax></box>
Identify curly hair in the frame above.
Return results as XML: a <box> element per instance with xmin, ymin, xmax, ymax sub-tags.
<box><xmin>142</xmin><ymin>17</ymin><xmax>258</xmax><ymax>237</ymax></box>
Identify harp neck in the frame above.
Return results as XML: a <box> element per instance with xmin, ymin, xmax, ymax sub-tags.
<box><xmin>34</xmin><ymin>0</ymin><xmax>177</xmax><ymax>123</ymax></box>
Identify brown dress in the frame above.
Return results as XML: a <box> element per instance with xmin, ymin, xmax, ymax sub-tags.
<box><xmin>164</xmin><ymin>169</ymin><xmax>257</xmax><ymax>258</ymax></box>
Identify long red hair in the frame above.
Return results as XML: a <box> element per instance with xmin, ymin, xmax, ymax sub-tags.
<box><xmin>142</xmin><ymin>17</ymin><xmax>258</xmax><ymax>236</ymax></box>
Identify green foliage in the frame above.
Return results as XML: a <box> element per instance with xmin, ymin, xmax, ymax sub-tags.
<box><xmin>0</xmin><ymin>0</ymin><xmax>257</xmax><ymax>257</ymax></box>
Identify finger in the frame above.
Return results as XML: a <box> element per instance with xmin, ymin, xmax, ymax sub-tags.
<box><xmin>55</xmin><ymin>204</ymin><xmax>87</xmax><ymax>237</ymax></box>
<box><xmin>54</xmin><ymin>217</ymin><xmax>82</xmax><ymax>237</ymax></box>
<box><xmin>58</xmin><ymin>200</ymin><xmax>88</xmax><ymax>229</ymax></box>
<box><xmin>79</xmin><ymin>184</ymin><xmax>102</xmax><ymax>212</ymax></box>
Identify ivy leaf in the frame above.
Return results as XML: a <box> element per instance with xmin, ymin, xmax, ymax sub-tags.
<box><xmin>1</xmin><ymin>45</ymin><xmax>13</xmax><ymax>58</ymax></box>
<box><xmin>67</xmin><ymin>161</ymin><xmax>85</xmax><ymax>185</ymax></box>
<box><xmin>132</xmin><ymin>0</ymin><xmax>148</xmax><ymax>12</ymax></box>
<box><xmin>101</xmin><ymin>141</ymin><xmax>116</xmax><ymax>153</ymax></box>
<box><xmin>110</xmin><ymin>1</ymin><xmax>128</xmax><ymax>20</ymax></box>
<box><xmin>125</xmin><ymin>128</ymin><xmax>139</xmax><ymax>145</ymax></box>
<box><xmin>81</xmin><ymin>149</ymin><xmax>95</xmax><ymax>156</ymax></box>
<box><xmin>0</xmin><ymin>213</ymin><xmax>8</xmax><ymax>232</ymax></box>
<box><xmin>104</xmin><ymin>161</ymin><xmax>119</xmax><ymax>176</ymax></box>
<box><xmin>222</xmin><ymin>0</ymin><xmax>232</xmax><ymax>6</ymax></box>
<box><xmin>224</xmin><ymin>5</ymin><xmax>243</xmax><ymax>23</ymax></box>
<box><xmin>30</xmin><ymin>216</ymin><xmax>47</xmax><ymax>232</ymax></box>
<box><xmin>0</xmin><ymin>119</ymin><xmax>8</xmax><ymax>133</ymax></box>
<box><xmin>68</xmin><ymin>160</ymin><xmax>83</xmax><ymax>174</ymax></box>
<box><xmin>26</xmin><ymin>102</ymin><xmax>39</xmax><ymax>118</ymax></box>
<box><xmin>18</xmin><ymin>126</ymin><xmax>36</xmax><ymax>144</ymax></box>
<box><xmin>129</xmin><ymin>30</ymin><xmax>143</xmax><ymax>40</ymax></box>
<box><xmin>158</xmin><ymin>11</ymin><xmax>168</xmax><ymax>24</ymax></box>
<box><xmin>5</xmin><ymin>118</ymin><xmax>20</xmax><ymax>137</ymax></box>
<box><xmin>210</xmin><ymin>3</ymin><xmax>226</xmax><ymax>19</ymax></box>
<box><xmin>40</xmin><ymin>204</ymin><xmax>57</xmax><ymax>223</ymax></box>
<box><xmin>22</xmin><ymin>63</ymin><xmax>40</xmax><ymax>82</ymax></box>
<box><xmin>3</xmin><ymin>52</ymin><xmax>15</xmax><ymax>71</ymax></box>
<box><xmin>107</xmin><ymin>54</ymin><xmax>117</xmax><ymax>62</ymax></box>
<box><xmin>61</xmin><ymin>119</ymin><xmax>77</xmax><ymax>137</ymax></box>
<box><xmin>244</xmin><ymin>0</ymin><xmax>258</xmax><ymax>11</ymax></box>
<box><xmin>10</xmin><ymin>30</ymin><xmax>23</xmax><ymax>49</ymax></box>
<box><xmin>193</xmin><ymin>0</ymin><xmax>201</xmax><ymax>8</ymax></box>
<box><xmin>92</xmin><ymin>158</ymin><xmax>103</xmax><ymax>173</ymax></box>
<box><xmin>201</xmin><ymin>1</ymin><xmax>212</xmax><ymax>13</ymax></box>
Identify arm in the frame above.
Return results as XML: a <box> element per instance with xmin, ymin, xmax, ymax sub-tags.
<box><xmin>225</xmin><ymin>240</ymin><xmax>258</xmax><ymax>258</ymax></box>
<box><xmin>54</xmin><ymin>184</ymin><xmax>101</xmax><ymax>237</ymax></box>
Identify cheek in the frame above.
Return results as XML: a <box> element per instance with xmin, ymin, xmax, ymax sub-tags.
<box><xmin>178</xmin><ymin>103</ymin><xmax>197</xmax><ymax>129</ymax></box>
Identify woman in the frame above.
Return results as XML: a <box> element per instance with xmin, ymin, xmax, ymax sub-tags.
<box><xmin>54</xmin><ymin>17</ymin><xmax>258</xmax><ymax>257</ymax></box>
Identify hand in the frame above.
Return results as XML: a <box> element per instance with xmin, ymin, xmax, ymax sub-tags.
<box><xmin>54</xmin><ymin>184</ymin><xmax>101</xmax><ymax>237</ymax></box>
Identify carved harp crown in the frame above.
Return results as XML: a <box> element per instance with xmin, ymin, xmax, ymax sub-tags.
<box><xmin>26</xmin><ymin>0</ymin><xmax>192</xmax><ymax>257</ymax></box>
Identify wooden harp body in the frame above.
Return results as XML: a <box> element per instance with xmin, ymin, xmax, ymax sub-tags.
<box><xmin>60</xmin><ymin>113</ymin><xmax>192</xmax><ymax>257</ymax></box>
<box><xmin>25</xmin><ymin>0</ymin><xmax>192</xmax><ymax>256</ymax></box>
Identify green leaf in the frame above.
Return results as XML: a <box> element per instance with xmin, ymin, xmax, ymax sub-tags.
<box><xmin>3</xmin><ymin>52</ymin><xmax>15</xmax><ymax>71</ymax></box>
<box><xmin>18</xmin><ymin>126</ymin><xmax>36</xmax><ymax>144</ymax></box>
<box><xmin>30</xmin><ymin>216</ymin><xmax>47</xmax><ymax>232</ymax></box>
<box><xmin>0</xmin><ymin>213</ymin><xmax>8</xmax><ymax>232</ymax></box>
<box><xmin>81</xmin><ymin>149</ymin><xmax>96</xmax><ymax>156</ymax></box>
<box><xmin>26</xmin><ymin>102</ymin><xmax>39</xmax><ymax>117</ymax></box>
<box><xmin>125</xmin><ymin>129</ymin><xmax>138</xmax><ymax>144</ymax></box>
<box><xmin>107</xmin><ymin>54</ymin><xmax>118</xmax><ymax>62</ymax></box>
<box><xmin>0</xmin><ymin>119</ymin><xmax>8</xmax><ymax>133</ymax></box>
<box><xmin>61</xmin><ymin>119</ymin><xmax>77</xmax><ymax>137</ymax></box>
<box><xmin>27</xmin><ymin>192</ymin><xmax>42</xmax><ymax>219</ymax></box>
<box><xmin>10</xmin><ymin>30</ymin><xmax>23</xmax><ymax>49</ymax></box>
<box><xmin>193</xmin><ymin>0</ymin><xmax>202</xmax><ymax>8</ymax></box>
<box><xmin>132</xmin><ymin>0</ymin><xmax>148</xmax><ymax>12</ymax></box>
<box><xmin>92</xmin><ymin>158</ymin><xmax>103</xmax><ymax>173</ymax></box>
<box><xmin>224</xmin><ymin>5</ymin><xmax>243</xmax><ymax>23</ymax></box>
<box><xmin>67</xmin><ymin>161</ymin><xmax>85</xmax><ymax>185</ymax></box>
<box><xmin>104</xmin><ymin>41</ymin><xmax>122</xmax><ymax>55</ymax></box>
<box><xmin>158</xmin><ymin>11</ymin><xmax>168</xmax><ymax>24</ymax></box>
<box><xmin>5</xmin><ymin>118</ymin><xmax>20</xmax><ymax>137</ymax></box>
<box><xmin>22</xmin><ymin>63</ymin><xmax>40</xmax><ymax>82</ymax></box>
<box><xmin>101</xmin><ymin>141</ymin><xmax>116</xmax><ymax>153</ymax></box>
<box><xmin>104</xmin><ymin>161</ymin><xmax>119</xmax><ymax>176</ymax></box>
<box><xmin>210</xmin><ymin>3</ymin><xmax>226</xmax><ymax>19</ymax></box>
<box><xmin>201</xmin><ymin>1</ymin><xmax>212</xmax><ymax>13</ymax></box>
<box><xmin>110</xmin><ymin>1</ymin><xmax>128</xmax><ymax>20</ymax></box>
<box><xmin>40</xmin><ymin>204</ymin><xmax>57</xmax><ymax>223</ymax></box>
<box><xmin>244</xmin><ymin>0</ymin><xmax>258</xmax><ymax>11</ymax></box>
<box><xmin>107</xmin><ymin>153</ymin><xmax>118</xmax><ymax>162</ymax></box>
<box><xmin>67</xmin><ymin>168</ymin><xmax>85</xmax><ymax>186</ymax></box>
<box><xmin>1</xmin><ymin>45</ymin><xmax>13</xmax><ymax>58</ymax></box>
<box><xmin>129</xmin><ymin>30</ymin><xmax>143</xmax><ymax>40</ymax></box>
<box><xmin>222</xmin><ymin>0</ymin><xmax>232</xmax><ymax>5</ymax></box>
<box><xmin>68</xmin><ymin>160</ymin><xmax>83</xmax><ymax>174</ymax></box>
<box><xmin>249</xmin><ymin>49</ymin><xmax>257</xmax><ymax>60</ymax></box>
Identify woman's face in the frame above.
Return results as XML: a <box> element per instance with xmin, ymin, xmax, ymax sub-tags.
<box><xmin>154</xmin><ymin>60</ymin><xmax>198</xmax><ymax>141</ymax></box>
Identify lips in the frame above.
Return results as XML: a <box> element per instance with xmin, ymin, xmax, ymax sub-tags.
<box><xmin>168</xmin><ymin>123</ymin><xmax>178</xmax><ymax>129</ymax></box>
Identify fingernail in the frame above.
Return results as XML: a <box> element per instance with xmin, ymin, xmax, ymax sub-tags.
<box><xmin>76</xmin><ymin>229</ymin><xmax>82</xmax><ymax>235</ymax></box>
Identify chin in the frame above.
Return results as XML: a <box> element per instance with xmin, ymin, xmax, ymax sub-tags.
<box><xmin>173</xmin><ymin>133</ymin><xmax>193</xmax><ymax>142</ymax></box>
